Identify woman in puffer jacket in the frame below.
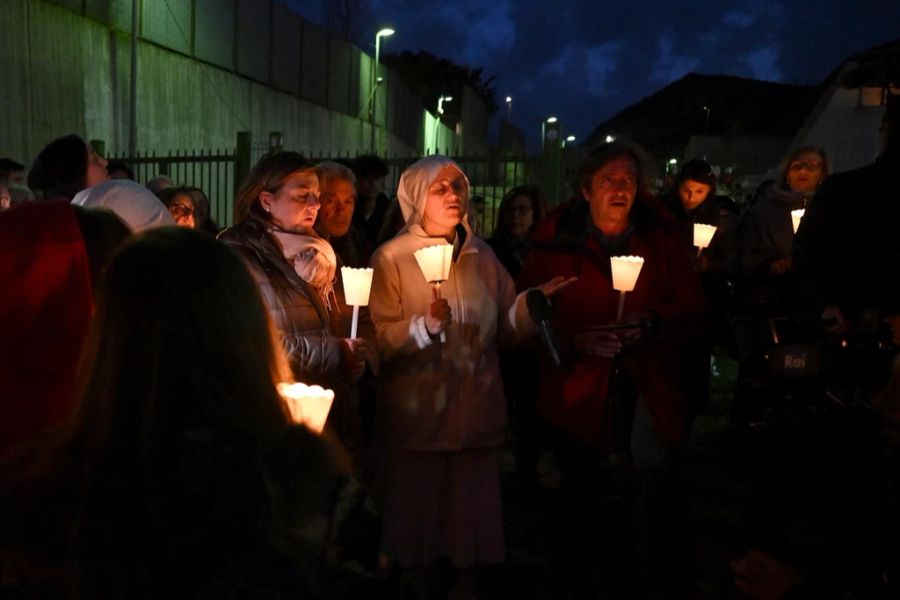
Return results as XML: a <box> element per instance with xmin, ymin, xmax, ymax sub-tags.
<box><xmin>220</xmin><ymin>152</ymin><xmax>376</xmax><ymax>462</ymax></box>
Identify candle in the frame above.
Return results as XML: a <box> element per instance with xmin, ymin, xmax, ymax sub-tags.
<box><xmin>791</xmin><ymin>209</ymin><xmax>805</xmax><ymax>234</ymax></box>
<box><xmin>414</xmin><ymin>244</ymin><xmax>454</xmax><ymax>342</ymax></box>
<box><xmin>414</xmin><ymin>244</ymin><xmax>453</xmax><ymax>284</ymax></box>
<box><xmin>693</xmin><ymin>223</ymin><xmax>717</xmax><ymax>256</ymax></box>
<box><xmin>340</xmin><ymin>266</ymin><xmax>374</xmax><ymax>338</ymax></box>
<box><xmin>277</xmin><ymin>382</ymin><xmax>335</xmax><ymax>434</ymax></box>
<box><xmin>610</xmin><ymin>255</ymin><xmax>644</xmax><ymax>320</ymax></box>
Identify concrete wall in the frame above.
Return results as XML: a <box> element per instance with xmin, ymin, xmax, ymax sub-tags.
<box><xmin>1</xmin><ymin>0</ymin><xmax>457</xmax><ymax>166</ymax></box>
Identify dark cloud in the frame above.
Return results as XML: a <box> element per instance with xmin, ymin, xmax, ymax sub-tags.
<box><xmin>293</xmin><ymin>0</ymin><xmax>900</xmax><ymax>150</ymax></box>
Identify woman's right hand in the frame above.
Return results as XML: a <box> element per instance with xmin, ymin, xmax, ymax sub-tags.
<box><xmin>425</xmin><ymin>298</ymin><xmax>452</xmax><ymax>336</ymax></box>
<box><xmin>341</xmin><ymin>338</ymin><xmax>368</xmax><ymax>382</ymax></box>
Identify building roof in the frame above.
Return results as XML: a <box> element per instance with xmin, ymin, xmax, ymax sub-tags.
<box><xmin>584</xmin><ymin>73</ymin><xmax>818</xmax><ymax>153</ymax></box>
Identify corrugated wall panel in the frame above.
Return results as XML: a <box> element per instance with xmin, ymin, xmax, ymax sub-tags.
<box><xmin>270</xmin><ymin>2</ymin><xmax>301</xmax><ymax>95</ymax></box>
<box><xmin>300</xmin><ymin>20</ymin><xmax>327</xmax><ymax>106</ymax></box>
<box><xmin>27</xmin><ymin>0</ymin><xmax>88</xmax><ymax>155</ymax></box>
<box><xmin>235</xmin><ymin>0</ymin><xmax>270</xmax><ymax>83</ymax></box>
<box><xmin>85</xmin><ymin>0</ymin><xmax>132</xmax><ymax>31</ymax></box>
<box><xmin>141</xmin><ymin>0</ymin><xmax>191</xmax><ymax>55</ymax></box>
<box><xmin>327</xmin><ymin>36</ymin><xmax>351</xmax><ymax>115</ymax></box>
<box><xmin>195</xmin><ymin>0</ymin><xmax>234</xmax><ymax>69</ymax></box>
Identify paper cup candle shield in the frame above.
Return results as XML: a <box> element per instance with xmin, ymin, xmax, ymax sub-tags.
<box><xmin>414</xmin><ymin>243</ymin><xmax>454</xmax><ymax>342</ymax></box>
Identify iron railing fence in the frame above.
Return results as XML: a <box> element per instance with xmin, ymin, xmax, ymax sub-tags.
<box><xmin>105</xmin><ymin>138</ymin><xmax>533</xmax><ymax>233</ymax></box>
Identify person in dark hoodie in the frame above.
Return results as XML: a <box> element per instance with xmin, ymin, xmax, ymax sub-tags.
<box><xmin>664</xmin><ymin>158</ymin><xmax>739</xmax><ymax>431</ymax></box>
<box><xmin>665</xmin><ymin>158</ymin><xmax>739</xmax><ymax>311</ymax></box>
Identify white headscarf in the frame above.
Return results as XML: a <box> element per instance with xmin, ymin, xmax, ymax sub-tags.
<box><xmin>397</xmin><ymin>155</ymin><xmax>470</xmax><ymax>232</ymax></box>
<box><xmin>72</xmin><ymin>179</ymin><xmax>175</xmax><ymax>232</ymax></box>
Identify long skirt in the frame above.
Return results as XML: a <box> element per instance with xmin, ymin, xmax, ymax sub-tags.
<box><xmin>379</xmin><ymin>447</ymin><xmax>504</xmax><ymax>568</ymax></box>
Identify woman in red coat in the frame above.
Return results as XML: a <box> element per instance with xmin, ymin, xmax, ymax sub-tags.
<box><xmin>518</xmin><ymin>141</ymin><xmax>708</xmax><ymax>597</ymax></box>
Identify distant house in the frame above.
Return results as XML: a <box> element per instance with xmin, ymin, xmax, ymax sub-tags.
<box><xmin>789</xmin><ymin>38</ymin><xmax>899</xmax><ymax>174</ymax></box>
<box><xmin>583</xmin><ymin>73</ymin><xmax>817</xmax><ymax>180</ymax></box>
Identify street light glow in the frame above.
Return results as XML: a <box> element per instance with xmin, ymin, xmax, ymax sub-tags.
<box><xmin>566</xmin><ymin>135</ymin><xmax>576</xmax><ymax>142</ymax></box>
<box><xmin>546</xmin><ymin>116</ymin><xmax>558</xmax><ymax>123</ymax></box>
<box><xmin>437</xmin><ymin>95</ymin><xmax>453</xmax><ymax>115</ymax></box>
<box><xmin>376</xmin><ymin>28</ymin><xmax>395</xmax><ymax>38</ymax></box>
<box><xmin>605</xmin><ymin>135</ymin><xmax>615</xmax><ymax>143</ymax></box>
<box><xmin>506</xmin><ymin>96</ymin><xmax>512</xmax><ymax>103</ymax></box>
<box><xmin>668</xmin><ymin>158</ymin><xmax>678</xmax><ymax>164</ymax></box>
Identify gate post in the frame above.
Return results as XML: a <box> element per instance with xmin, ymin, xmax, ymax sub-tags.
<box><xmin>234</xmin><ymin>131</ymin><xmax>253</xmax><ymax>221</ymax></box>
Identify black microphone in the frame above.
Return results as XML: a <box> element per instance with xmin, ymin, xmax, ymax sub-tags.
<box><xmin>526</xmin><ymin>288</ymin><xmax>562</xmax><ymax>367</ymax></box>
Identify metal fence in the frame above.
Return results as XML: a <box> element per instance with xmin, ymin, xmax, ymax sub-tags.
<box><xmin>107</xmin><ymin>140</ymin><xmax>533</xmax><ymax>233</ymax></box>
<box><xmin>106</xmin><ymin>148</ymin><xmax>237</xmax><ymax>228</ymax></box>
<box><xmin>304</xmin><ymin>150</ymin><xmax>533</xmax><ymax>236</ymax></box>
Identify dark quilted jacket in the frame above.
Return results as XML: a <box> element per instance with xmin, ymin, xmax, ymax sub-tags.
<box><xmin>219</xmin><ymin>217</ymin><xmax>363</xmax><ymax>459</ymax></box>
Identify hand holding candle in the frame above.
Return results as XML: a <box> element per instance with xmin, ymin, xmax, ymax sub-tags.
<box><xmin>277</xmin><ymin>382</ymin><xmax>335</xmax><ymax>434</ymax></box>
<box><xmin>340</xmin><ymin>266</ymin><xmax>374</xmax><ymax>339</ymax></box>
<box><xmin>791</xmin><ymin>209</ymin><xmax>805</xmax><ymax>234</ymax></box>
<box><xmin>414</xmin><ymin>244</ymin><xmax>454</xmax><ymax>342</ymax></box>
<box><xmin>610</xmin><ymin>255</ymin><xmax>644</xmax><ymax>320</ymax></box>
<box><xmin>693</xmin><ymin>223</ymin><xmax>717</xmax><ymax>256</ymax></box>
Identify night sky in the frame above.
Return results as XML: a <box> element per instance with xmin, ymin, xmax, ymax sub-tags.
<box><xmin>291</xmin><ymin>1</ymin><xmax>900</xmax><ymax>149</ymax></box>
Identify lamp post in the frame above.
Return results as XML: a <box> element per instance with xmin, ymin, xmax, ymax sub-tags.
<box><xmin>563</xmin><ymin>134</ymin><xmax>576</xmax><ymax>148</ymax></box>
<box><xmin>703</xmin><ymin>105</ymin><xmax>710</xmax><ymax>133</ymax></box>
<box><xmin>437</xmin><ymin>94</ymin><xmax>453</xmax><ymax>115</ymax></box>
<box><xmin>541</xmin><ymin>116</ymin><xmax>558</xmax><ymax>153</ymax></box>
<box><xmin>506</xmin><ymin>96</ymin><xmax>512</xmax><ymax>119</ymax></box>
<box><xmin>371</xmin><ymin>27</ymin><xmax>395</xmax><ymax>151</ymax></box>
<box><xmin>434</xmin><ymin>95</ymin><xmax>453</xmax><ymax>153</ymax></box>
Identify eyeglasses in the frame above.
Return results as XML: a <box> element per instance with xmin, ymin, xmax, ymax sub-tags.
<box><xmin>169</xmin><ymin>203</ymin><xmax>195</xmax><ymax>218</ymax></box>
<box><xmin>788</xmin><ymin>160</ymin><xmax>823</xmax><ymax>172</ymax></box>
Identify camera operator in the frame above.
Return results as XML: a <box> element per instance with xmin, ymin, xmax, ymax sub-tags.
<box><xmin>794</xmin><ymin>94</ymin><xmax>900</xmax><ymax>384</ymax></box>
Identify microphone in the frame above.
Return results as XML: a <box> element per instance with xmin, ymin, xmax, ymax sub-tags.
<box><xmin>526</xmin><ymin>288</ymin><xmax>562</xmax><ymax>367</ymax></box>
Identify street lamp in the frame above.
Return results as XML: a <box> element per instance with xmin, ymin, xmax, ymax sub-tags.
<box><xmin>437</xmin><ymin>95</ymin><xmax>453</xmax><ymax>115</ymax></box>
<box><xmin>667</xmin><ymin>157</ymin><xmax>678</xmax><ymax>176</ymax></box>
<box><xmin>371</xmin><ymin>27</ymin><xmax>395</xmax><ymax>151</ymax></box>
<box><xmin>505</xmin><ymin>96</ymin><xmax>512</xmax><ymax>119</ymax></box>
<box><xmin>605</xmin><ymin>135</ymin><xmax>615</xmax><ymax>143</ymax></box>
<box><xmin>703</xmin><ymin>105</ymin><xmax>710</xmax><ymax>133</ymax></box>
<box><xmin>563</xmin><ymin>135</ymin><xmax>576</xmax><ymax>148</ymax></box>
<box><xmin>433</xmin><ymin>95</ymin><xmax>454</xmax><ymax>153</ymax></box>
<box><xmin>541</xmin><ymin>116</ymin><xmax>559</xmax><ymax>153</ymax></box>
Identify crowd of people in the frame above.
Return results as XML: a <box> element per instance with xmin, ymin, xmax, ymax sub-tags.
<box><xmin>1</xmin><ymin>94</ymin><xmax>899</xmax><ymax>599</ymax></box>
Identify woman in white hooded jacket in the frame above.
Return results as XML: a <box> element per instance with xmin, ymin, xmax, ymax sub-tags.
<box><xmin>369</xmin><ymin>156</ymin><xmax>569</xmax><ymax>583</ymax></box>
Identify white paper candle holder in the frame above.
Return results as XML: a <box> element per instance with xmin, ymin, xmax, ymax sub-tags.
<box><xmin>791</xmin><ymin>209</ymin><xmax>805</xmax><ymax>234</ymax></box>
<box><xmin>340</xmin><ymin>266</ymin><xmax>374</xmax><ymax>338</ymax></box>
<box><xmin>693</xmin><ymin>223</ymin><xmax>717</xmax><ymax>256</ymax></box>
<box><xmin>610</xmin><ymin>255</ymin><xmax>645</xmax><ymax>320</ymax></box>
<box><xmin>414</xmin><ymin>244</ymin><xmax>454</xmax><ymax>342</ymax></box>
<box><xmin>277</xmin><ymin>382</ymin><xmax>335</xmax><ymax>434</ymax></box>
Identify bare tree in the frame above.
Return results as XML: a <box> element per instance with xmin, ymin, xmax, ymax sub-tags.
<box><xmin>322</xmin><ymin>0</ymin><xmax>371</xmax><ymax>46</ymax></box>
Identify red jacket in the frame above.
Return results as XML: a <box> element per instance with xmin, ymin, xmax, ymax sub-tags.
<box><xmin>518</xmin><ymin>195</ymin><xmax>708</xmax><ymax>450</ymax></box>
<box><xmin>0</xmin><ymin>201</ymin><xmax>93</xmax><ymax>457</ymax></box>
